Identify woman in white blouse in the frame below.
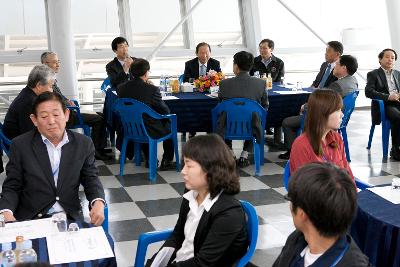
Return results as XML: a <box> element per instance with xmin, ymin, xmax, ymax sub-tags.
<box><xmin>146</xmin><ymin>134</ymin><xmax>248</xmax><ymax>267</ymax></box>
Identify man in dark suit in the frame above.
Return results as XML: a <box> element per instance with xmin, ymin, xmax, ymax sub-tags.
<box><xmin>250</xmin><ymin>38</ymin><xmax>285</xmax><ymax>82</ymax></box>
<box><xmin>106</xmin><ymin>36</ymin><xmax>135</xmax><ymax>88</ymax></box>
<box><xmin>365</xmin><ymin>48</ymin><xmax>400</xmax><ymax>160</ymax></box>
<box><xmin>312</xmin><ymin>41</ymin><xmax>343</xmax><ymax>88</ymax></box>
<box><xmin>117</xmin><ymin>58</ymin><xmax>175</xmax><ymax>170</ymax></box>
<box><xmin>183</xmin><ymin>42</ymin><xmax>221</xmax><ymax>83</ymax></box>
<box><xmin>0</xmin><ymin>92</ymin><xmax>105</xmax><ymax>225</ymax></box>
<box><xmin>41</xmin><ymin>52</ymin><xmax>111</xmax><ymax>160</ymax></box>
<box><xmin>3</xmin><ymin>65</ymin><xmax>55</xmax><ymax>140</ymax></box>
<box><xmin>218</xmin><ymin>51</ymin><xmax>268</xmax><ymax>167</ymax></box>
<box><xmin>279</xmin><ymin>54</ymin><xmax>358</xmax><ymax>160</ymax></box>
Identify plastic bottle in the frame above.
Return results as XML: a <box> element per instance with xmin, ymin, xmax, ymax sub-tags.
<box><xmin>18</xmin><ymin>240</ymin><xmax>37</xmax><ymax>263</ymax></box>
<box><xmin>267</xmin><ymin>73</ymin><xmax>273</xmax><ymax>89</ymax></box>
<box><xmin>14</xmin><ymin>236</ymin><xmax>24</xmax><ymax>262</ymax></box>
<box><xmin>159</xmin><ymin>74</ymin><xmax>165</xmax><ymax>92</ymax></box>
<box><xmin>1</xmin><ymin>242</ymin><xmax>16</xmax><ymax>266</ymax></box>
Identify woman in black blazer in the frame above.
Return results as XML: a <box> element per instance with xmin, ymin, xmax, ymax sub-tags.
<box><xmin>146</xmin><ymin>134</ymin><xmax>248</xmax><ymax>267</ymax></box>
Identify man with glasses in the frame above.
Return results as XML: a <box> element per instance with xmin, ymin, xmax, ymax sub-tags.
<box><xmin>41</xmin><ymin>52</ymin><xmax>111</xmax><ymax>161</ymax></box>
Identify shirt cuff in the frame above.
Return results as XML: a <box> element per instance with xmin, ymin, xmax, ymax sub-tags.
<box><xmin>0</xmin><ymin>209</ymin><xmax>13</xmax><ymax>215</ymax></box>
<box><xmin>90</xmin><ymin>198</ymin><xmax>106</xmax><ymax>207</ymax></box>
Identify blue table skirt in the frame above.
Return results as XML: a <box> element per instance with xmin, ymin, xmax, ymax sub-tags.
<box><xmin>0</xmin><ymin>221</ymin><xmax>117</xmax><ymax>267</ymax></box>
<box><xmin>350</xmin><ymin>189</ymin><xmax>400</xmax><ymax>267</ymax></box>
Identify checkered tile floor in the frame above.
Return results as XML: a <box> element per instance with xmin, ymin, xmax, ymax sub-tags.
<box><xmin>0</xmin><ymin>110</ymin><xmax>396</xmax><ymax>266</ymax></box>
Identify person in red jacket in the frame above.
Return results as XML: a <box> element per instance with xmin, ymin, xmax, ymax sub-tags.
<box><xmin>290</xmin><ymin>89</ymin><xmax>353</xmax><ymax>180</ymax></box>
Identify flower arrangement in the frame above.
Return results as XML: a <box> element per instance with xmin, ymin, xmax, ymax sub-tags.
<box><xmin>194</xmin><ymin>70</ymin><xmax>225</xmax><ymax>93</ymax></box>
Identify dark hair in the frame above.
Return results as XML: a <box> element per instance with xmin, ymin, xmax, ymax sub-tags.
<box><xmin>111</xmin><ymin>36</ymin><xmax>129</xmax><ymax>51</ymax></box>
<box><xmin>40</xmin><ymin>51</ymin><xmax>57</xmax><ymax>64</ymax></box>
<box><xmin>233</xmin><ymin>51</ymin><xmax>254</xmax><ymax>72</ymax></box>
<box><xmin>378</xmin><ymin>48</ymin><xmax>398</xmax><ymax>60</ymax></box>
<box><xmin>259</xmin><ymin>39</ymin><xmax>275</xmax><ymax>50</ymax></box>
<box><xmin>195</xmin><ymin>42</ymin><xmax>211</xmax><ymax>54</ymax></box>
<box><xmin>27</xmin><ymin>65</ymin><xmax>56</xmax><ymax>89</ymax></box>
<box><xmin>327</xmin><ymin>41</ymin><xmax>343</xmax><ymax>55</ymax></box>
<box><xmin>288</xmin><ymin>162</ymin><xmax>357</xmax><ymax>237</ymax></box>
<box><xmin>31</xmin><ymin>91</ymin><xmax>67</xmax><ymax>116</ymax></box>
<box><xmin>305</xmin><ymin>89</ymin><xmax>343</xmax><ymax>155</ymax></box>
<box><xmin>182</xmin><ymin>134</ymin><xmax>240</xmax><ymax>199</ymax></box>
<box><xmin>339</xmin><ymin>55</ymin><xmax>358</xmax><ymax>75</ymax></box>
<box><xmin>129</xmin><ymin>58</ymin><xmax>150</xmax><ymax>78</ymax></box>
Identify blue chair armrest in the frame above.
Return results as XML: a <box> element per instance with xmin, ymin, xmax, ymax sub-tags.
<box><xmin>371</xmin><ymin>99</ymin><xmax>386</xmax><ymax>123</ymax></box>
<box><xmin>134</xmin><ymin>229</ymin><xmax>173</xmax><ymax>267</ymax></box>
<box><xmin>66</xmin><ymin>105</ymin><xmax>85</xmax><ymax>125</ymax></box>
<box><xmin>355</xmin><ymin>177</ymin><xmax>374</xmax><ymax>190</ymax></box>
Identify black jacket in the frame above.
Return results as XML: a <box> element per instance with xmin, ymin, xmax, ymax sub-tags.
<box><xmin>365</xmin><ymin>67</ymin><xmax>400</xmax><ymax>124</ymax></box>
<box><xmin>3</xmin><ymin>86</ymin><xmax>37</xmax><ymax>140</ymax></box>
<box><xmin>250</xmin><ymin>54</ymin><xmax>285</xmax><ymax>82</ymax></box>
<box><xmin>106</xmin><ymin>57</ymin><xmax>135</xmax><ymax>88</ymax></box>
<box><xmin>183</xmin><ymin>58</ymin><xmax>221</xmax><ymax>83</ymax></box>
<box><xmin>312</xmin><ymin>62</ymin><xmax>338</xmax><ymax>88</ymax></box>
<box><xmin>273</xmin><ymin>231</ymin><xmax>371</xmax><ymax>267</ymax></box>
<box><xmin>147</xmin><ymin>193</ymin><xmax>248</xmax><ymax>267</ymax></box>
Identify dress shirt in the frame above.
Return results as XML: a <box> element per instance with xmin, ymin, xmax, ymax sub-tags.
<box><xmin>261</xmin><ymin>57</ymin><xmax>272</xmax><ymax>69</ymax></box>
<box><xmin>381</xmin><ymin>67</ymin><xmax>397</xmax><ymax>94</ymax></box>
<box><xmin>198</xmin><ymin>61</ymin><xmax>208</xmax><ymax>76</ymax></box>
<box><xmin>118</xmin><ymin>58</ymin><xmax>129</xmax><ymax>74</ymax></box>
<box><xmin>174</xmin><ymin>190</ymin><xmax>221</xmax><ymax>262</ymax></box>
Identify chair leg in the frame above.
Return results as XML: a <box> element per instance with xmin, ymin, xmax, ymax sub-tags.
<box><xmin>172</xmin><ymin>134</ymin><xmax>180</xmax><ymax>172</ymax></box>
<box><xmin>134</xmin><ymin>143</ymin><xmax>141</xmax><ymax>166</ymax></box>
<box><xmin>367</xmin><ymin>125</ymin><xmax>375</xmax><ymax>149</ymax></box>
<box><xmin>382</xmin><ymin>121</ymin><xmax>390</xmax><ymax>158</ymax></box>
<box><xmin>119</xmin><ymin>139</ymin><xmax>128</xmax><ymax>176</ymax></box>
<box><xmin>260</xmin><ymin>136</ymin><xmax>265</xmax><ymax>166</ymax></box>
<box><xmin>149</xmin><ymin>141</ymin><xmax>158</xmax><ymax>181</ymax></box>
<box><xmin>253</xmin><ymin>140</ymin><xmax>260</xmax><ymax>177</ymax></box>
<box><xmin>340</xmin><ymin>128</ymin><xmax>351</xmax><ymax>162</ymax></box>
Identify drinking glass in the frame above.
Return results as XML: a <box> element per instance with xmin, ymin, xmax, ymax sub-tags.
<box><xmin>51</xmin><ymin>213</ymin><xmax>67</xmax><ymax>232</ymax></box>
<box><xmin>68</xmin><ymin>223</ymin><xmax>80</xmax><ymax>232</ymax></box>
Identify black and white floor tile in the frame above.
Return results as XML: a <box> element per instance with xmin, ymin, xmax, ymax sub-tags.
<box><xmin>0</xmin><ymin>110</ymin><xmax>395</xmax><ymax>266</ymax></box>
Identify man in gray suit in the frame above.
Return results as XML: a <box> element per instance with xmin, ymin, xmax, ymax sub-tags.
<box><xmin>0</xmin><ymin>92</ymin><xmax>105</xmax><ymax>225</ymax></box>
<box><xmin>365</xmin><ymin>48</ymin><xmax>400</xmax><ymax>160</ymax></box>
<box><xmin>218</xmin><ymin>51</ymin><xmax>268</xmax><ymax>167</ymax></box>
<box><xmin>279</xmin><ymin>55</ymin><xmax>358</xmax><ymax>160</ymax></box>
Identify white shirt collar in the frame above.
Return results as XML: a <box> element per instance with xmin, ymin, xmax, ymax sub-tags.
<box><xmin>41</xmin><ymin>130</ymin><xmax>69</xmax><ymax>148</ymax></box>
<box><xmin>198</xmin><ymin>60</ymin><xmax>207</xmax><ymax>68</ymax></box>
<box><xmin>183</xmin><ymin>190</ymin><xmax>221</xmax><ymax>212</ymax></box>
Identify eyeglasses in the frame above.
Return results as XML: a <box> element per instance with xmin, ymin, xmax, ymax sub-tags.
<box><xmin>46</xmin><ymin>60</ymin><xmax>61</xmax><ymax>64</ymax></box>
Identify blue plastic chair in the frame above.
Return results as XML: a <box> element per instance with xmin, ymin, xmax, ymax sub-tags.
<box><xmin>211</xmin><ymin>98</ymin><xmax>267</xmax><ymax>176</ymax></box>
<box><xmin>338</xmin><ymin>91</ymin><xmax>359</xmax><ymax>162</ymax></box>
<box><xmin>100</xmin><ymin>78</ymin><xmax>111</xmax><ymax>93</ymax></box>
<box><xmin>0</xmin><ymin>122</ymin><xmax>11</xmax><ymax>157</ymax></box>
<box><xmin>102</xmin><ymin>205</ymin><xmax>109</xmax><ymax>233</ymax></box>
<box><xmin>105</xmin><ymin>88</ymin><xmax>118</xmax><ymax>146</ymax></box>
<box><xmin>113</xmin><ymin>98</ymin><xmax>180</xmax><ymax>180</ymax></box>
<box><xmin>67</xmin><ymin>100</ymin><xmax>91</xmax><ymax>137</ymax></box>
<box><xmin>367</xmin><ymin>99</ymin><xmax>391</xmax><ymax>158</ymax></box>
<box><xmin>283</xmin><ymin>160</ymin><xmax>373</xmax><ymax>191</ymax></box>
<box><xmin>133</xmin><ymin>200</ymin><xmax>259</xmax><ymax>267</ymax></box>
<box><xmin>178</xmin><ymin>74</ymin><xmax>184</xmax><ymax>85</ymax></box>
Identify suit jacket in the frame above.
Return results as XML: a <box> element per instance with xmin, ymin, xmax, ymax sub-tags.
<box><xmin>116</xmin><ymin>77</ymin><xmax>171</xmax><ymax>138</ymax></box>
<box><xmin>106</xmin><ymin>57</ymin><xmax>135</xmax><ymax>88</ymax></box>
<box><xmin>312</xmin><ymin>62</ymin><xmax>338</xmax><ymax>88</ymax></box>
<box><xmin>0</xmin><ymin>129</ymin><xmax>105</xmax><ymax>221</ymax></box>
<box><xmin>272</xmin><ymin>231</ymin><xmax>371</xmax><ymax>267</ymax></box>
<box><xmin>327</xmin><ymin>75</ymin><xmax>358</xmax><ymax>97</ymax></box>
<box><xmin>183</xmin><ymin>58</ymin><xmax>221</xmax><ymax>83</ymax></box>
<box><xmin>3</xmin><ymin>86</ymin><xmax>37</xmax><ymax>140</ymax></box>
<box><xmin>148</xmin><ymin>193</ymin><xmax>248</xmax><ymax>267</ymax></box>
<box><xmin>250</xmin><ymin>54</ymin><xmax>285</xmax><ymax>82</ymax></box>
<box><xmin>365</xmin><ymin>68</ymin><xmax>400</xmax><ymax>124</ymax></box>
<box><xmin>218</xmin><ymin>72</ymin><xmax>268</xmax><ymax>109</ymax></box>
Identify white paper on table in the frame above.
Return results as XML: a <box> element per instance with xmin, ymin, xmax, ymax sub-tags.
<box><xmin>46</xmin><ymin>227</ymin><xmax>114</xmax><ymax>264</ymax></box>
<box><xmin>151</xmin><ymin>247</ymin><xmax>175</xmax><ymax>267</ymax></box>
<box><xmin>277</xmin><ymin>84</ymin><xmax>296</xmax><ymax>89</ymax></box>
<box><xmin>367</xmin><ymin>186</ymin><xmax>400</xmax><ymax>204</ymax></box>
<box><xmin>0</xmin><ymin>218</ymin><xmax>54</xmax><ymax>243</ymax></box>
<box><xmin>162</xmin><ymin>96</ymin><xmax>179</xmax><ymax>100</ymax></box>
<box><xmin>206</xmin><ymin>93</ymin><xmax>218</xmax><ymax>98</ymax></box>
<box><xmin>274</xmin><ymin>90</ymin><xmax>311</xmax><ymax>95</ymax></box>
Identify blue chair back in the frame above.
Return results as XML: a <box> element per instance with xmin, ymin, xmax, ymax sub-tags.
<box><xmin>283</xmin><ymin>160</ymin><xmax>291</xmax><ymax>191</ymax></box>
<box><xmin>367</xmin><ymin>99</ymin><xmax>391</xmax><ymax>158</ymax></box>
<box><xmin>0</xmin><ymin>122</ymin><xmax>11</xmax><ymax>157</ymax></box>
<box><xmin>101</xmin><ymin>78</ymin><xmax>111</xmax><ymax>93</ymax></box>
<box><xmin>340</xmin><ymin>91</ymin><xmax>359</xmax><ymax>128</ymax></box>
<box><xmin>236</xmin><ymin>200</ymin><xmax>259</xmax><ymax>267</ymax></box>
<box><xmin>178</xmin><ymin>74</ymin><xmax>184</xmax><ymax>85</ymax></box>
<box><xmin>66</xmin><ymin>101</ymin><xmax>91</xmax><ymax>137</ymax></box>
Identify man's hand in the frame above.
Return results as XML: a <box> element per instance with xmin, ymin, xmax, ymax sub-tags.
<box><xmin>68</xmin><ymin>100</ymin><xmax>76</xmax><ymax>106</ymax></box>
<box><xmin>1</xmin><ymin>211</ymin><xmax>16</xmax><ymax>222</ymax></box>
<box><xmin>388</xmin><ymin>93</ymin><xmax>399</xmax><ymax>101</ymax></box>
<box><xmin>89</xmin><ymin>201</ymin><xmax>105</xmax><ymax>226</ymax></box>
<box><xmin>123</xmin><ymin>57</ymin><xmax>134</xmax><ymax>73</ymax></box>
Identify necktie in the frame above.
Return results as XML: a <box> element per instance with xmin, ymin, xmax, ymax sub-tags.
<box><xmin>318</xmin><ymin>64</ymin><xmax>332</xmax><ymax>88</ymax></box>
<box><xmin>200</xmin><ymin>64</ymin><xmax>206</xmax><ymax>76</ymax></box>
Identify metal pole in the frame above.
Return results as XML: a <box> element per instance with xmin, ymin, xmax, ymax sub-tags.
<box><xmin>146</xmin><ymin>0</ymin><xmax>205</xmax><ymax>61</ymax></box>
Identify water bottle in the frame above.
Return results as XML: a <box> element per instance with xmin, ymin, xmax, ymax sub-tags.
<box><xmin>165</xmin><ymin>76</ymin><xmax>171</xmax><ymax>95</ymax></box>
<box><xmin>18</xmin><ymin>240</ymin><xmax>37</xmax><ymax>263</ymax></box>
<box><xmin>1</xmin><ymin>242</ymin><xmax>16</xmax><ymax>267</ymax></box>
